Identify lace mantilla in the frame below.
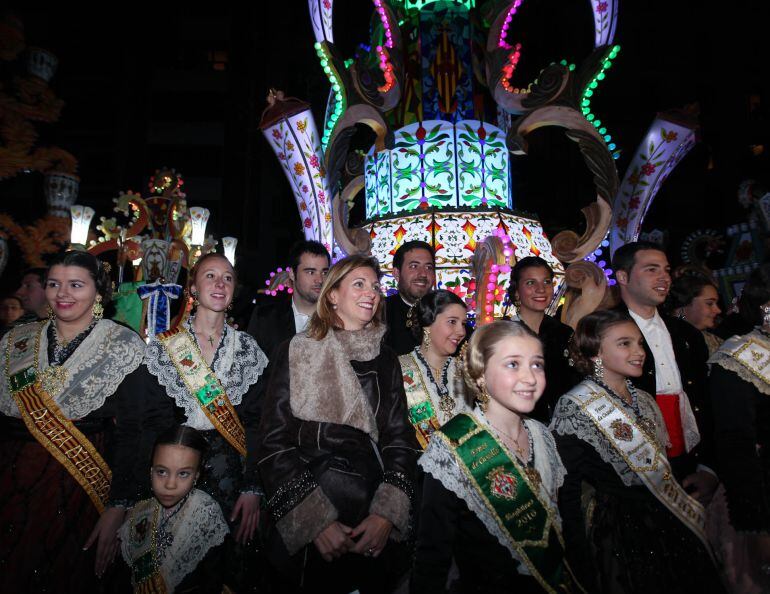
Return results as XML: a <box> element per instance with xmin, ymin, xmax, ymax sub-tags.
<box><xmin>418</xmin><ymin>413</ymin><xmax>564</xmax><ymax>577</ymax></box>
<box><xmin>402</xmin><ymin>351</ymin><xmax>469</xmax><ymax>426</ymax></box>
<box><xmin>119</xmin><ymin>489</ymin><xmax>228</xmax><ymax>592</ymax></box>
<box><xmin>709</xmin><ymin>329</ymin><xmax>770</xmax><ymax>396</ymax></box>
<box><xmin>0</xmin><ymin>320</ymin><xmax>144</xmax><ymax>419</ymax></box>
<box><xmin>145</xmin><ymin>320</ymin><xmax>267</xmax><ymax>431</ymax></box>
<box><xmin>550</xmin><ymin>380</ymin><xmax>669</xmax><ymax>487</ymax></box>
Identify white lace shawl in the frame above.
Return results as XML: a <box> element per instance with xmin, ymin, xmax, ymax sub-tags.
<box><xmin>709</xmin><ymin>329</ymin><xmax>770</xmax><ymax>396</ymax></box>
<box><xmin>402</xmin><ymin>352</ymin><xmax>471</xmax><ymax>425</ymax></box>
<box><xmin>144</xmin><ymin>321</ymin><xmax>268</xmax><ymax>431</ymax></box>
<box><xmin>418</xmin><ymin>411</ymin><xmax>566</xmax><ymax>576</ymax></box>
<box><xmin>550</xmin><ymin>380</ymin><xmax>670</xmax><ymax>487</ymax></box>
<box><xmin>0</xmin><ymin>320</ymin><xmax>145</xmax><ymax>419</ymax></box>
<box><xmin>119</xmin><ymin>488</ymin><xmax>228</xmax><ymax>592</ymax></box>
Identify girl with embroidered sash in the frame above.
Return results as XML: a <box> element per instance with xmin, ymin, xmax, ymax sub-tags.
<box><xmin>0</xmin><ymin>251</ymin><xmax>149</xmax><ymax>593</ymax></box>
<box><xmin>551</xmin><ymin>309</ymin><xmax>725</xmax><ymax>593</ymax></box>
<box><xmin>256</xmin><ymin>255</ymin><xmax>418</xmax><ymax>593</ymax></box>
<box><xmin>144</xmin><ymin>252</ymin><xmax>268</xmax><ymax>591</ymax></box>
<box><xmin>119</xmin><ymin>425</ymin><xmax>228</xmax><ymax>594</ymax></box>
<box><xmin>706</xmin><ymin>265</ymin><xmax>770</xmax><ymax>592</ymax></box>
<box><xmin>399</xmin><ymin>290</ymin><xmax>469</xmax><ymax>450</ymax></box>
<box><xmin>412</xmin><ymin>321</ymin><xmax>582</xmax><ymax>593</ymax></box>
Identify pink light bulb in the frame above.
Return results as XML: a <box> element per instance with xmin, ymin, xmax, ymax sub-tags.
<box><xmin>485</xmin><ymin>304</ymin><xmax>494</xmax><ymax>313</ymax></box>
<box><xmin>487</xmin><ymin>283</ymin><xmax>495</xmax><ymax>291</ymax></box>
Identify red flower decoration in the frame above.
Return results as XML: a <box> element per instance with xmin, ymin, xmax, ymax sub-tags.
<box><xmin>641</xmin><ymin>163</ymin><xmax>656</xmax><ymax>176</ymax></box>
<box><xmin>308</xmin><ymin>155</ymin><xmax>320</xmax><ymax>169</ymax></box>
<box><xmin>628</xmin><ymin>197</ymin><xmax>640</xmax><ymax>210</ymax></box>
<box><xmin>616</xmin><ymin>216</ymin><xmax>629</xmax><ymax>230</ymax></box>
<box><xmin>272</xmin><ymin>129</ymin><xmax>282</xmax><ymax>140</ymax></box>
<box><xmin>304</xmin><ymin>218</ymin><xmax>312</xmax><ymax>228</ymax></box>
<box><xmin>663</xmin><ymin>130</ymin><xmax>678</xmax><ymax>142</ymax></box>
<box><xmin>416</xmin><ymin>125</ymin><xmax>427</xmax><ymax>141</ymax></box>
<box><xmin>596</xmin><ymin>1</ymin><xmax>608</xmax><ymax>12</ymax></box>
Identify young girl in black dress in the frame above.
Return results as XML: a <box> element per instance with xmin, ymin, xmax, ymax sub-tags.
<box><xmin>120</xmin><ymin>425</ymin><xmax>228</xmax><ymax>593</ymax></box>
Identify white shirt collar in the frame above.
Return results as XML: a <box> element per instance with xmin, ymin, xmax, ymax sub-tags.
<box><xmin>291</xmin><ymin>298</ymin><xmax>311</xmax><ymax>333</ymax></box>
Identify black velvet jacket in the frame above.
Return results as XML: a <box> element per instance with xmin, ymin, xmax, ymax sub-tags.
<box><xmin>709</xmin><ymin>364</ymin><xmax>770</xmax><ymax>532</ymax></box>
<box><xmin>384</xmin><ymin>293</ymin><xmax>419</xmax><ymax>356</ymax></box>
<box><xmin>257</xmin><ymin>338</ymin><xmax>419</xmax><ymax>560</ymax></box>
<box><xmin>524</xmin><ymin>314</ymin><xmax>578</xmax><ymax>423</ymax></box>
<box><xmin>247</xmin><ymin>298</ymin><xmax>296</xmax><ymax>361</ymax></box>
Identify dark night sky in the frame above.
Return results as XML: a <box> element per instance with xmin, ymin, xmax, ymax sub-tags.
<box><xmin>1</xmin><ymin>2</ymin><xmax>767</xmax><ymax>296</ymax></box>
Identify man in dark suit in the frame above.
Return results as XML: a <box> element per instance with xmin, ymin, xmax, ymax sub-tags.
<box><xmin>247</xmin><ymin>240</ymin><xmax>330</xmax><ymax>360</ymax></box>
<box><xmin>612</xmin><ymin>241</ymin><xmax>718</xmax><ymax>504</ymax></box>
<box><xmin>384</xmin><ymin>241</ymin><xmax>436</xmax><ymax>355</ymax></box>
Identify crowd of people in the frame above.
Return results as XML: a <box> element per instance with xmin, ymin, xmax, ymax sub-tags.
<box><xmin>0</xmin><ymin>238</ymin><xmax>767</xmax><ymax>593</ymax></box>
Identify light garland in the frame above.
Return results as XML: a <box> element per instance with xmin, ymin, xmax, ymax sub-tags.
<box><xmin>580</xmin><ymin>44</ymin><xmax>621</xmax><ymax>159</ymax></box>
<box><xmin>497</xmin><ymin>0</ymin><xmax>523</xmax><ymax>50</ymax></box>
<box><xmin>315</xmin><ymin>42</ymin><xmax>347</xmax><ymax>150</ymax></box>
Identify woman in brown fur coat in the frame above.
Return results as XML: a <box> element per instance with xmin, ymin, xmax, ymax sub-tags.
<box><xmin>256</xmin><ymin>254</ymin><xmax>419</xmax><ymax>593</ymax></box>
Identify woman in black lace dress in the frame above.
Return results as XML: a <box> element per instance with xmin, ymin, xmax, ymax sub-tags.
<box><xmin>143</xmin><ymin>252</ymin><xmax>268</xmax><ymax>590</ymax></box>
<box><xmin>551</xmin><ymin>309</ymin><xmax>725</xmax><ymax>593</ymax></box>
<box><xmin>0</xmin><ymin>251</ymin><xmax>150</xmax><ymax>592</ymax></box>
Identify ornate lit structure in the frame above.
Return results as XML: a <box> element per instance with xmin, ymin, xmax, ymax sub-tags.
<box><xmin>264</xmin><ymin>0</ymin><xmax>625</xmax><ymax>320</ymax></box>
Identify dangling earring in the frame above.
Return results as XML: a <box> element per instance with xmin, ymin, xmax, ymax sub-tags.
<box><xmin>191</xmin><ymin>291</ymin><xmax>199</xmax><ymax>308</ymax></box>
<box><xmin>47</xmin><ymin>305</ymin><xmax>55</xmax><ymax>320</ymax></box>
<box><xmin>422</xmin><ymin>327</ymin><xmax>432</xmax><ymax>351</ymax></box>
<box><xmin>676</xmin><ymin>308</ymin><xmax>687</xmax><ymax>321</ymax></box>
<box><xmin>593</xmin><ymin>357</ymin><xmax>604</xmax><ymax>380</ymax></box>
<box><xmin>477</xmin><ymin>385</ymin><xmax>490</xmax><ymax>412</ymax></box>
<box><xmin>762</xmin><ymin>304</ymin><xmax>770</xmax><ymax>327</ymax></box>
<box><xmin>92</xmin><ymin>295</ymin><xmax>104</xmax><ymax>321</ymax></box>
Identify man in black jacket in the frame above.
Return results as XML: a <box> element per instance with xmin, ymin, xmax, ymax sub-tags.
<box><xmin>247</xmin><ymin>240</ymin><xmax>330</xmax><ymax>360</ymax></box>
<box><xmin>384</xmin><ymin>241</ymin><xmax>436</xmax><ymax>355</ymax></box>
<box><xmin>612</xmin><ymin>241</ymin><xmax>719</xmax><ymax>504</ymax></box>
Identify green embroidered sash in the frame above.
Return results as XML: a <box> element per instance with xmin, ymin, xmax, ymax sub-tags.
<box><xmin>157</xmin><ymin>327</ymin><xmax>246</xmax><ymax>456</ymax></box>
<box><xmin>437</xmin><ymin>413</ymin><xmax>576</xmax><ymax>594</ymax></box>
<box><xmin>400</xmin><ymin>354</ymin><xmax>441</xmax><ymax>449</ymax></box>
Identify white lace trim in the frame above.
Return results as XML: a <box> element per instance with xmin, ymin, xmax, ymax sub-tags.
<box><xmin>144</xmin><ymin>323</ymin><xmax>267</xmax><ymax>431</ymax></box>
<box><xmin>550</xmin><ymin>380</ymin><xmax>669</xmax><ymax>487</ymax></box>
<box><xmin>0</xmin><ymin>320</ymin><xmax>144</xmax><ymax>419</ymax></box>
<box><xmin>403</xmin><ymin>352</ymin><xmax>470</xmax><ymax>425</ymax></box>
<box><xmin>418</xmin><ymin>413</ymin><xmax>564</xmax><ymax>577</ymax></box>
<box><xmin>120</xmin><ymin>489</ymin><xmax>229</xmax><ymax>591</ymax></box>
<box><xmin>709</xmin><ymin>330</ymin><xmax>770</xmax><ymax>396</ymax></box>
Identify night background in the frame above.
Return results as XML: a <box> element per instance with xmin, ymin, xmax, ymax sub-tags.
<box><xmin>1</xmin><ymin>2</ymin><xmax>767</xmax><ymax>311</ymax></box>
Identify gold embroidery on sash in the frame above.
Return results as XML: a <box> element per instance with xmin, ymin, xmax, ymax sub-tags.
<box><xmin>158</xmin><ymin>327</ymin><xmax>246</xmax><ymax>456</ymax></box>
<box><xmin>5</xmin><ymin>324</ymin><xmax>112</xmax><ymax>512</ymax></box>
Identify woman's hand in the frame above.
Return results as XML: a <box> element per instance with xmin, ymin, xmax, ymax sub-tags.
<box><xmin>313</xmin><ymin>522</ymin><xmax>355</xmax><ymax>562</ymax></box>
<box><xmin>350</xmin><ymin>514</ymin><xmax>392</xmax><ymax>558</ymax></box>
<box><xmin>231</xmin><ymin>493</ymin><xmax>260</xmax><ymax>544</ymax></box>
<box><xmin>84</xmin><ymin>506</ymin><xmax>126</xmax><ymax>577</ymax></box>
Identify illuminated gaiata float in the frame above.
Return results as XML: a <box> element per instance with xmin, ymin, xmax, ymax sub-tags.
<box><xmin>261</xmin><ymin>0</ymin><xmax>696</xmax><ymax>323</ymax></box>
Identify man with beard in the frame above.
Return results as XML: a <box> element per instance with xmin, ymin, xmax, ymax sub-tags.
<box><xmin>612</xmin><ymin>241</ymin><xmax>718</xmax><ymax>505</ymax></box>
<box><xmin>385</xmin><ymin>240</ymin><xmax>436</xmax><ymax>355</ymax></box>
<box><xmin>248</xmin><ymin>240</ymin><xmax>330</xmax><ymax>359</ymax></box>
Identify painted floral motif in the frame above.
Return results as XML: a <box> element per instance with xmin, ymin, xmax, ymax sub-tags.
<box><xmin>263</xmin><ymin>113</ymin><xmax>334</xmax><ymax>250</ymax></box>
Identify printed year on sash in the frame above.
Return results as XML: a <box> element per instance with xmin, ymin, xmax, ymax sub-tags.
<box><xmin>438</xmin><ymin>414</ymin><xmax>571</xmax><ymax>594</ymax></box>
